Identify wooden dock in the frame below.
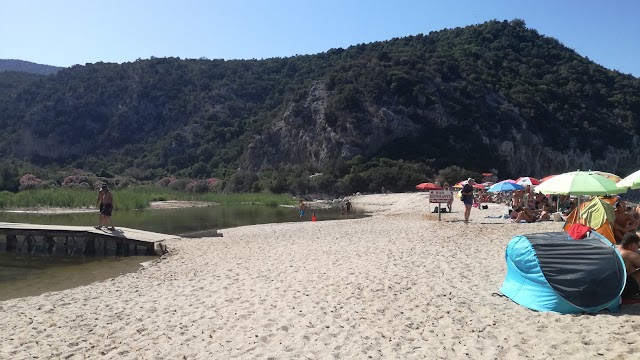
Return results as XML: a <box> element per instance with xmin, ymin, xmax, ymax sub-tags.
<box><xmin>0</xmin><ymin>222</ymin><xmax>180</xmax><ymax>256</ymax></box>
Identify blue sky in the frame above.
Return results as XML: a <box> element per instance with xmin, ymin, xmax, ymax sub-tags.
<box><xmin>1</xmin><ymin>0</ymin><xmax>638</xmax><ymax>76</ymax></box>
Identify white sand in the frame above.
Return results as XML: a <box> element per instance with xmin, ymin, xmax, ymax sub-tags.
<box><xmin>1</xmin><ymin>193</ymin><xmax>640</xmax><ymax>359</ymax></box>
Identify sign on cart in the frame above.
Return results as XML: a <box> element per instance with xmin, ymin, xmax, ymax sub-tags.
<box><xmin>429</xmin><ymin>190</ymin><xmax>453</xmax><ymax>203</ymax></box>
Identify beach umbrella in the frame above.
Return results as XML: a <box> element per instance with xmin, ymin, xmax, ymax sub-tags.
<box><xmin>515</xmin><ymin>177</ymin><xmax>541</xmax><ymax>186</ymax></box>
<box><xmin>590</xmin><ymin>171</ymin><xmax>622</xmax><ymax>183</ymax></box>
<box><xmin>617</xmin><ymin>169</ymin><xmax>640</xmax><ymax>190</ymax></box>
<box><xmin>415</xmin><ymin>182</ymin><xmax>442</xmax><ymax>191</ymax></box>
<box><xmin>540</xmin><ymin>175</ymin><xmax>557</xmax><ymax>183</ymax></box>
<box><xmin>452</xmin><ymin>181</ymin><xmax>466</xmax><ymax>189</ymax></box>
<box><xmin>535</xmin><ymin>170</ymin><xmax>626</xmax><ymax>216</ymax></box>
<box><xmin>488</xmin><ymin>181</ymin><xmax>525</xmax><ymax>193</ymax></box>
<box><xmin>535</xmin><ymin>170</ymin><xmax>626</xmax><ymax>196</ymax></box>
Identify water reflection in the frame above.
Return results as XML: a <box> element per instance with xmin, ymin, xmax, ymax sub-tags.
<box><xmin>0</xmin><ymin>204</ymin><xmax>364</xmax><ymax>235</ymax></box>
<box><xmin>0</xmin><ymin>204</ymin><xmax>364</xmax><ymax>300</ymax></box>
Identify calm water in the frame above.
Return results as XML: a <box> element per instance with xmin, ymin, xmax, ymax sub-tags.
<box><xmin>0</xmin><ymin>204</ymin><xmax>363</xmax><ymax>300</ymax></box>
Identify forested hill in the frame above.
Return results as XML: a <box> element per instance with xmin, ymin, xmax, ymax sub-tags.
<box><xmin>0</xmin><ymin>59</ymin><xmax>63</xmax><ymax>75</ymax></box>
<box><xmin>0</xmin><ymin>19</ymin><xmax>639</xmax><ymax>195</ymax></box>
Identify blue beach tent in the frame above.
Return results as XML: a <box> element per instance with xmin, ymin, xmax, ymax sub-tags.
<box><xmin>500</xmin><ymin>232</ymin><xmax>626</xmax><ymax>314</ymax></box>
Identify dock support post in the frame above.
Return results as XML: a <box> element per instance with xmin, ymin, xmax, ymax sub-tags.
<box><xmin>44</xmin><ymin>236</ymin><xmax>55</xmax><ymax>254</ymax></box>
<box><xmin>27</xmin><ymin>235</ymin><xmax>36</xmax><ymax>253</ymax></box>
<box><xmin>84</xmin><ymin>237</ymin><xmax>96</xmax><ymax>256</ymax></box>
<box><xmin>115</xmin><ymin>239</ymin><xmax>123</xmax><ymax>256</ymax></box>
<box><xmin>6</xmin><ymin>235</ymin><xmax>16</xmax><ymax>252</ymax></box>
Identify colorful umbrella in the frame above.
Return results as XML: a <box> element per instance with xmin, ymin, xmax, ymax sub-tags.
<box><xmin>515</xmin><ymin>177</ymin><xmax>541</xmax><ymax>186</ymax></box>
<box><xmin>617</xmin><ymin>169</ymin><xmax>640</xmax><ymax>190</ymax></box>
<box><xmin>589</xmin><ymin>171</ymin><xmax>622</xmax><ymax>183</ymax></box>
<box><xmin>540</xmin><ymin>175</ymin><xmax>557</xmax><ymax>183</ymax></box>
<box><xmin>488</xmin><ymin>181</ymin><xmax>525</xmax><ymax>193</ymax></box>
<box><xmin>453</xmin><ymin>180</ymin><xmax>484</xmax><ymax>189</ymax></box>
<box><xmin>415</xmin><ymin>182</ymin><xmax>443</xmax><ymax>191</ymax></box>
<box><xmin>535</xmin><ymin>170</ymin><xmax>626</xmax><ymax>196</ymax></box>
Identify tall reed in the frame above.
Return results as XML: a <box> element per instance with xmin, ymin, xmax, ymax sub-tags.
<box><xmin>0</xmin><ymin>187</ymin><xmax>296</xmax><ymax>211</ymax></box>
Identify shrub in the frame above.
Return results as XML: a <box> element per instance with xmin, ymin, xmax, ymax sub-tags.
<box><xmin>113</xmin><ymin>176</ymin><xmax>139</xmax><ymax>189</ymax></box>
<box><xmin>156</xmin><ymin>176</ymin><xmax>177</xmax><ymax>187</ymax></box>
<box><xmin>207</xmin><ymin>178</ymin><xmax>221</xmax><ymax>192</ymax></box>
<box><xmin>62</xmin><ymin>173</ymin><xmax>94</xmax><ymax>188</ymax></box>
<box><xmin>19</xmin><ymin>174</ymin><xmax>44</xmax><ymax>191</ymax></box>
<box><xmin>168</xmin><ymin>178</ymin><xmax>191</xmax><ymax>191</ymax></box>
<box><xmin>185</xmin><ymin>180</ymin><xmax>210</xmax><ymax>193</ymax></box>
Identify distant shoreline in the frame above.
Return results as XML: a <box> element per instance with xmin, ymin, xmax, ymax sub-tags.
<box><xmin>0</xmin><ymin>200</ymin><xmax>215</xmax><ymax>214</ymax></box>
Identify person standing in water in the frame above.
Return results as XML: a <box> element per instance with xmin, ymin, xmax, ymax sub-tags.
<box><xmin>299</xmin><ymin>200</ymin><xmax>307</xmax><ymax>218</ymax></box>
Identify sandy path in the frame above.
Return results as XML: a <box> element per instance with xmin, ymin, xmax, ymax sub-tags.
<box><xmin>1</xmin><ymin>193</ymin><xmax>639</xmax><ymax>359</ymax></box>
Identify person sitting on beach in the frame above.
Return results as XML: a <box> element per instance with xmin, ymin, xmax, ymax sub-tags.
<box><xmin>563</xmin><ymin>200</ymin><xmax>576</xmax><ymax>216</ymax></box>
<box><xmin>626</xmin><ymin>206</ymin><xmax>640</xmax><ymax>232</ymax></box>
<box><xmin>614</xmin><ymin>200</ymin><xmax>636</xmax><ymax>243</ymax></box>
<box><xmin>512</xmin><ymin>207</ymin><xmax>540</xmax><ymax>223</ymax></box>
<box><xmin>509</xmin><ymin>207</ymin><xmax>524</xmax><ymax>220</ymax></box>
<box><xmin>538</xmin><ymin>204</ymin><xmax>552</xmax><ymax>221</ymax></box>
<box><xmin>534</xmin><ymin>193</ymin><xmax>545</xmax><ymax>210</ymax></box>
<box><xmin>512</xmin><ymin>190</ymin><xmax>524</xmax><ymax>209</ymax></box>
<box><xmin>617</xmin><ymin>233</ymin><xmax>640</xmax><ymax>299</ymax></box>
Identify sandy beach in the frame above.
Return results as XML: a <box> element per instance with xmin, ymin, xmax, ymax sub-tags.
<box><xmin>1</xmin><ymin>193</ymin><xmax>639</xmax><ymax>359</ymax></box>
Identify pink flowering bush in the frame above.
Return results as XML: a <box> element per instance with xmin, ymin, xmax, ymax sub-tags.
<box><xmin>19</xmin><ymin>174</ymin><xmax>44</xmax><ymax>191</ymax></box>
<box><xmin>185</xmin><ymin>180</ymin><xmax>210</xmax><ymax>193</ymax></box>
<box><xmin>207</xmin><ymin>178</ymin><xmax>221</xmax><ymax>192</ymax></box>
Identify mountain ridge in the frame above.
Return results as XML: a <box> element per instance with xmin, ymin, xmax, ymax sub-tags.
<box><xmin>0</xmin><ymin>19</ymin><xmax>639</xmax><ymax>195</ymax></box>
<box><xmin>0</xmin><ymin>59</ymin><xmax>63</xmax><ymax>75</ymax></box>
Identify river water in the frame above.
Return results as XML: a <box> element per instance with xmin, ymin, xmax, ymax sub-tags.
<box><xmin>0</xmin><ymin>204</ymin><xmax>363</xmax><ymax>300</ymax></box>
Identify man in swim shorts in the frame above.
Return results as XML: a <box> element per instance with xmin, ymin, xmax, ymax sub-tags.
<box><xmin>299</xmin><ymin>200</ymin><xmax>306</xmax><ymax>218</ymax></box>
<box><xmin>95</xmin><ymin>184</ymin><xmax>106</xmax><ymax>228</ymax></box>
<box><xmin>97</xmin><ymin>184</ymin><xmax>116</xmax><ymax>230</ymax></box>
<box><xmin>617</xmin><ymin>233</ymin><xmax>640</xmax><ymax>299</ymax></box>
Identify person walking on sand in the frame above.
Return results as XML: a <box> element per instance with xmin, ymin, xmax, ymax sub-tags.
<box><xmin>96</xmin><ymin>184</ymin><xmax>116</xmax><ymax>230</ymax></box>
<box><xmin>345</xmin><ymin>199</ymin><xmax>352</xmax><ymax>214</ymax></box>
<box><xmin>299</xmin><ymin>200</ymin><xmax>307</xmax><ymax>218</ymax></box>
<box><xmin>461</xmin><ymin>178</ymin><xmax>475</xmax><ymax>223</ymax></box>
